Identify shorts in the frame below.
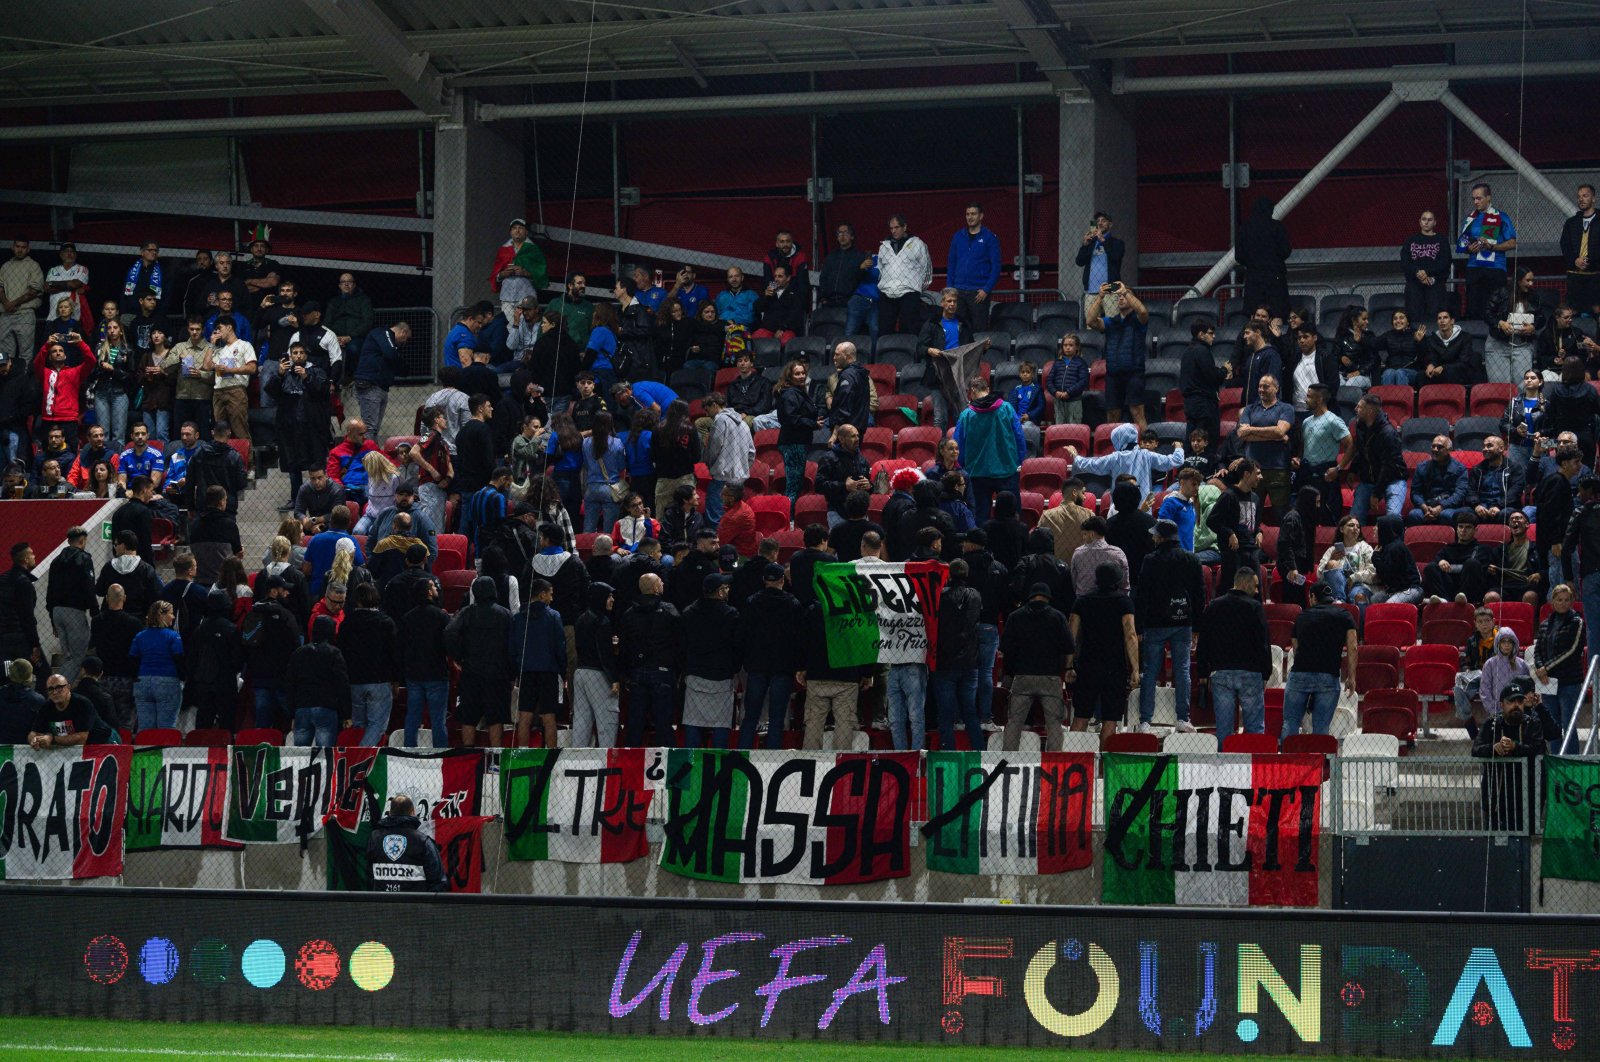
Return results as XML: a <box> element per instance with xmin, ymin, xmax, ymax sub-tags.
<box><xmin>456</xmin><ymin>674</ymin><xmax>512</xmax><ymax>727</ymax></box>
<box><xmin>1105</xmin><ymin>370</ymin><xmax>1145</xmax><ymax>411</ymax></box>
<box><xmin>518</xmin><ymin>671</ymin><xmax>562</xmax><ymax>718</ymax></box>
<box><xmin>1071</xmin><ymin>677</ymin><xmax>1128</xmax><ymax>724</ymax></box>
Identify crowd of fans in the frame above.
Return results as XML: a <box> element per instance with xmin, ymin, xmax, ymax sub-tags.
<box><xmin>0</xmin><ymin>183</ymin><xmax>1598</xmax><ymax>758</ymax></box>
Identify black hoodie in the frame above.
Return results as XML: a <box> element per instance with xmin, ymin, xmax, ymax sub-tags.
<box><xmin>895</xmin><ymin>480</ymin><xmax>957</xmax><ymax>562</ymax></box>
<box><xmin>444</xmin><ymin>576</ymin><xmax>512</xmax><ymax>681</ymax></box>
<box><xmin>338</xmin><ymin>607</ymin><xmax>401</xmax><ymax>685</ymax></box>
<box><xmin>741</xmin><ymin>584</ymin><xmax>805</xmax><ymax>673</ymax></box>
<box><xmin>574</xmin><ymin>582</ymin><xmax>620</xmax><ymax>683</ymax></box>
<box><xmin>402</xmin><ymin>596</ymin><xmax>451</xmax><ymax>683</ymax></box>
<box><xmin>983</xmin><ymin>493</ymin><xmax>1029</xmax><ymax>570</ymax></box>
<box><xmin>286</xmin><ymin>615</ymin><xmax>350</xmax><ymax>714</ymax></box>
<box><xmin>1105</xmin><ymin>481</ymin><xmax>1154</xmax><ymax>587</ymax></box>
<box><xmin>1371</xmin><ymin>514</ymin><xmax>1422</xmax><ymax>592</ymax></box>
<box><xmin>1134</xmin><ymin>540</ymin><xmax>1206</xmax><ymax>631</ymax></box>
<box><xmin>1008</xmin><ymin>528</ymin><xmax>1073</xmax><ymax>610</ymax></box>
<box><xmin>187</xmin><ymin>588</ymin><xmax>243</xmax><ymax>693</ymax></box>
<box><xmin>618</xmin><ymin>593</ymin><xmax>680</xmax><ymax>672</ymax></box>
<box><xmin>1000</xmin><ymin>597</ymin><xmax>1072</xmax><ymax>676</ymax></box>
<box><xmin>681</xmin><ymin>596</ymin><xmax>742</xmax><ymax>680</ymax></box>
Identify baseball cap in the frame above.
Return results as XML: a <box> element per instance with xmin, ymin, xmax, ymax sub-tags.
<box><xmin>763</xmin><ymin>563</ymin><xmax>785</xmax><ymax>582</ymax></box>
<box><xmin>703</xmin><ymin>573</ymin><xmax>733</xmax><ymax>595</ymax></box>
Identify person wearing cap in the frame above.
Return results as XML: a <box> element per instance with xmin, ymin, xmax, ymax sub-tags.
<box><xmin>490</xmin><ymin>218</ymin><xmax>546</xmax><ymax>324</ymax></box>
<box><xmin>239</xmin><ymin>236</ymin><xmax>281</xmax><ymax>310</ymax></box>
<box><xmin>1279</xmin><ymin>581</ymin><xmax>1358</xmax><ymax>741</ymax></box>
<box><xmin>240</xmin><ymin>574</ymin><xmax>302</xmax><ymax>731</ymax></box>
<box><xmin>1474</xmin><ymin>677</ymin><xmax>1543</xmax><ymax>832</ymax></box>
<box><xmin>287</xmin><ymin>299</ymin><xmax>342</xmax><ymax>378</ymax></box>
<box><xmin>737</xmin><ymin>563</ymin><xmax>801</xmax><ymax>748</ymax></box>
<box><xmin>1195</xmin><ymin>565</ymin><xmax>1273</xmax><ymax>743</ymax></box>
<box><xmin>680</xmin><ymin>573</ymin><xmax>742</xmax><ymax>748</ymax></box>
<box><xmin>999</xmin><ymin>583</ymin><xmax>1073</xmax><ymax>751</ymax></box>
<box><xmin>1133</xmin><ymin>518</ymin><xmax>1205</xmax><ymax>734</ymax></box>
<box><xmin>0</xmin><ymin>657</ymin><xmax>45</xmax><ymax>745</ymax></box>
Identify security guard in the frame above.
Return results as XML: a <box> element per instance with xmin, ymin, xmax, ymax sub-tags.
<box><xmin>366</xmin><ymin>794</ymin><xmax>446</xmax><ymax>892</ymax></box>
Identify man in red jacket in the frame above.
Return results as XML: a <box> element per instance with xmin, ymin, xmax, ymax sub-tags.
<box><xmin>33</xmin><ymin>336</ymin><xmax>95</xmax><ymax>449</ymax></box>
<box><xmin>325</xmin><ymin>418</ymin><xmax>379</xmax><ymax>501</ymax></box>
<box><xmin>716</xmin><ymin>483</ymin><xmax>758</xmax><ymax>558</ymax></box>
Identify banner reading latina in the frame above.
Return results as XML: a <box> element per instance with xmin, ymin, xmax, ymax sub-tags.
<box><xmin>660</xmin><ymin>749</ymin><xmax>920</xmax><ymax>885</ymax></box>
<box><xmin>0</xmin><ymin>745</ymin><xmax>131</xmax><ymax>879</ymax></box>
<box><xmin>813</xmin><ymin>560</ymin><xmax>947</xmax><ymax>669</ymax></box>
<box><xmin>925</xmin><ymin>751</ymin><xmax>1095</xmax><ymax>875</ymax></box>
<box><xmin>1101</xmin><ymin>753</ymin><xmax>1322</xmax><ymax>907</ymax></box>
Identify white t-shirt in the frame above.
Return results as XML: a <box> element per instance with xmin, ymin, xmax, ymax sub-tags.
<box><xmin>213</xmin><ymin>340</ymin><xmax>256</xmax><ymax>390</ymax></box>
<box><xmin>44</xmin><ymin>264</ymin><xmax>88</xmax><ymax>319</ymax></box>
<box><xmin>1291</xmin><ymin>353</ymin><xmax>1321</xmax><ymax>410</ymax></box>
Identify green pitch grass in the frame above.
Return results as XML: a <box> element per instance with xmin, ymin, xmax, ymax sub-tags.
<box><xmin>0</xmin><ymin>1017</ymin><xmax>1440</xmax><ymax>1061</ymax></box>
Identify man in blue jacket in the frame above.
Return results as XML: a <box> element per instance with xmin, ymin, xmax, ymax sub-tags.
<box><xmin>1087</xmin><ymin>282</ymin><xmax>1151</xmax><ymax>428</ymax></box>
<box><xmin>1407</xmin><ymin>435</ymin><xmax>1470</xmax><ymax>525</ymax></box>
<box><xmin>509</xmin><ymin>576</ymin><xmax>568</xmax><ymax>750</ymax></box>
<box><xmin>947</xmin><ymin>203</ymin><xmax>1001</xmax><ymax>330</ymax></box>
<box><xmin>953</xmin><ymin>375</ymin><xmax>1025</xmax><ymax>522</ymax></box>
<box><xmin>352</xmin><ymin>321</ymin><xmax>411</xmax><ymax>442</ymax></box>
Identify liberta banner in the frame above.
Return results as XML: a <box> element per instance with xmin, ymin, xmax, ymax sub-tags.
<box><xmin>812</xmin><ymin>560</ymin><xmax>947</xmax><ymax>668</ymax></box>
<box><xmin>1101</xmin><ymin>753</ymin><xmax>1322</xmax><ymax>907</ymax></box>
<box><xmin>1541</xmin><ymin>756</ymin><xmax>1600</xmax><ymax>882</ymax></box>
<box><xmin>126</xmin><ymin>746</ymin><xmax>237</xmax><ymax>851</ymax></box>
<box><xmin>659</xmin><ymin>749</ymin><xmax>920</xmax><ymax>885</ymax></box>
<box><xmin>499</xmin><ymin>747</ymin><xmax>651</xmax><ymax>864</ymax></box>
<box><xmin>0</xmin><ymin>745</ymin><xmax>130</xmax><ymax>879</ymax></box>
<box><xmin>924</xmin><ymin>751</ymin><xmax>1095</xmax><ymax>875</ymax></box>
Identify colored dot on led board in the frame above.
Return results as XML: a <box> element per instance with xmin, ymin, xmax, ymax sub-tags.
<box><xmin>84</xmin><ymin>935</ymin><xmax>128</xmax><ymax>985</ymax></box>
<box><xmin>349</xmin><ymin>942</ymin><xmax>394</xmax><ymax>992</ymax></box>
<box><xmin>139</xmin><ymin>938</ymin><xmax>179</xmax><ymax>985</ymax></box>
<box><xmin>296</xmin><ymin>939</ymin><xmax>341</xmax><ymax>991</ymax></box>
<box><xmin>241</xmin><ymin>940</ymin><xmax>286</xmax><ymax>989</ymax></box>
<box><xmin>190</xmin><ymin>938</ymin><xmax>231</xmax><ymax>985</ymax></box>
<box><xmin>1237</xmin><ymin>1018</ymin><xmax>1260</xmax><ymax>1043</ymax></box>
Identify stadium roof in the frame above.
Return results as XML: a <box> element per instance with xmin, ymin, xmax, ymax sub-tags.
<box><xmin>4</xmin><ymin>0</ymin><xmax>1596</xmax><ymax>111</ymax></box>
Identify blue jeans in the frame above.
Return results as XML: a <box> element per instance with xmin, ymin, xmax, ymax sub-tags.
<box><xmin>292</xmin><ymin>707</ymin><xmax>339</xmax><ymax>747</ymax></box>
<box><xmin>1210</xmin><ymin>669</ymin><xmax>1264</xmax><ymax>742</ymax></box>
<box><xmin>405</xmin><ymin>679</ymin><xmax>449</xmax><ymax>747</ymax></box>
<box><xmin>253</xmin><ymin>685</ymin><xmax>289</xmax><ymax>729</ymax></box>
<box><xmin>1380</xmin><ymin>368</ymin><xmax>1419</xmax><ymax>386</ymax></box>
<box><xmin>1280</xmin><ymin>671</ymin><xmax>1341</xmax><ymax>740</ymax></box>
<box><xmin>706</xmin><ymin>479</ymin><xmax>729</xmax><ymax>527</ymax></box>
<box><xmin>682</xmin><ymin>725</ymin><xmax>730</xmax><ymax>748</ymax></box>
<box><xmin>778</xmin><ymin>444</ymin><xmax>808</xmax><ymax>506</ymax></box>
<box><xmin>739</xmin><ymin>672</ymin><xmax>791</xmax><ymax>749</ymax></box>
<box><xmin>142</xmin><ymin>409</ymin><xmax>170</xmax><ymax>443</ymax></box>
<box><xmin>94</xmin><ymin>391</ymin><xmax>130</xmax><ymax>448</ymax></box>
<box><xmin>845</xmin><ymin>294</ymin><xmax>879</xmax><ymax>341</ymax></box>
<box><xmin>1350</xmin><ymin>480</ymin><xmax>1407</xmax><ymax>525</ymax></box>
<box><xmin>1139</xmin><ymin>626</ymin><xmax>1192</xmax><ymax>723</ymax></box>
<box><xmin>971</xmin><ymin>475</ymin><xmax>1019</xmax><ymax>525</ymax></box>
<box><xmin>0</xmin><ymin>428</ymin><xmax>24</xmax><ymax>470</ymax></box>
<box><xmin>350</xmin><ymin>683</ymin><xmax>393</xmax><ymax>746</ymax></box>
<box><xmin>933</xmin><ymin>667</ymin><xmax>981</xmax><ymax>750</ymax></box>
<box><xmin>553</xmin><ymin>471</ymin><xmax>582</xmax><ymax>530</ymax></box>
<box><xmin>626</xmin><ymin>668</ymin><xmax>677</xmax><ymax>746</ymax></box>
<box><xmin>584</xmin><ymin>488</ymin><xmax>620</xmax><ymax>533</ymax></box>
<box><xmin>975</xmin><ymin>623</ymin><xmax>1000</xmax><ymax>724</ymax></box>
<box><xmin>1551</xmin><ymin>681</ymin><xmax>1583</xmax><ymax>754</ymax></box>
<box><xmin>885</xmin><ymin>663</ymin><xmax>928</xmax><ymax>750</ymax></box>
<box><xmin>134</xmin><ymin>675</ymin><xmax>182</xmax><ymax>731</ymax></box>
<box><xmin>1584</xmin><ymin>574</ymin><xmax>1600</xmax><ymax>662</ymax></box>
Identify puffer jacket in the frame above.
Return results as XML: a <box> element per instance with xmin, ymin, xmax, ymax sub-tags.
<box><xmin>444</xmin><ymin>576</ymin><xmax>512</xmax><ymax>681</ymax></box>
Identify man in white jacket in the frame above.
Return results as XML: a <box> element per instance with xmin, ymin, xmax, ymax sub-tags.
<box><xmin>703</xmin><ymin>391</ymin><xmax>754</xmax><ymax>529</ymax></box>
<box><xmin>877</xmin><ymin>214</ymin><xmax>933</xmax><ymax>336</ymax></box>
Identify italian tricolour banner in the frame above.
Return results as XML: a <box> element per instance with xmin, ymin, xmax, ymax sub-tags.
<box><xmin>0</xmin><ymin>745</ymin><xmax>131</xmax><ymax>879</ymax></box>
<box><xmin>499</xmin><ymin>747</ymin><xmax>650</xmax><ymax>863</ymax></box>
<box><xmin>925</xmin><ymin>751</ymin><xmax>1095</xmax><ymax>875</ymax></box>
<box><xmin>1101</xmin><ymin>753</ymin><xmax>1323</xmax><ymax>907</ymax></box>
<box><xmin>126</xmin><ymin>746</ymin><xmax>237</xmax><ymax>850</ymax></box>
<box><xmin>325</xmin><ymin>748</ymin><xmax>488</xmax><ymax>892</ymax></box>
<box><xmin>226</xmin><ymin>747</ymin><xmax>337</xmax><ymax>844</ymax></box>
<box><xmin>1542</xmin><ymin>757</ymin><xmax>1600</xmax><ymax>881</ymax></box>
<box><xmin>813</xmin><ymin>560</ymin><xmax>946</xmax><ymax>668</ymax></box>
<box><xmin>659</xmin><ymin>749</ymin><xmax>919</xmax><ymax>885</ymax></box>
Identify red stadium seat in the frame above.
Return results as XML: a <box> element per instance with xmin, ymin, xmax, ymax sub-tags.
<box><xmin>1422</xmin><ymin>598</ymin><xmax>1476</xmax><ymax>626</ymax></box>
<box><xmin>433</xmin><ymin>547</ymin><xmax>467</xmax><ymax>573</ymax></box>
<box><xmin>134</xmin><ymin>728</ymin><xmax>183</xmax><ymax>747</ymax></box>
<box><xmin>1354</xmin><ymin>661</ymin><xmax>1399</xmax><ymax>695</ymax></box>
<box><xmin>1264</xmin><ymin>602</ymin><xmax>1301</xmax><ymax>626</ymax></box>
<box><xmin>1044</xmin><ymin>424</ymin><xmax>1091</xmax><ymax>460</ymax></box>
<box><xmin>867</xmin><ymin>493</ymin><xmax>888</xmax><ymax>521</ymax></box>
<box><xmin>1475</xmin><ymin>522</ymin><xmax>1509</xmax><ymax>547</ymax></box>
<box><xmin>1361</xmin><ymin>703</ymin><xmax>1418</xmax><ymax>749</ymax></box>
<box><xmin>574</xmin><ymin>531</ymin><xmax>598</xmax><ymax>558</ymax></box>
<box><xmin>750</xmin><ymin>495</ymin><xmax>792</xmax><ymax>535</ymax></box>
<box><xmin>1019</xmin><ymin>457</ymin><xmax>1068</xmax><ymax>495</ymax></box>
<box><xmin>436</xmin><ymin>532</ymin><xmax>471</xmax><ymax>565</ymax></box>
<box><xmin>1219</xmin><ymin>388</ymin><xmax>1243</xmax><ymax>421</ymax></box>
<box><xmin>1103</xmin><ymin>732</ymin><xmax>1159</xmax><ymax>753</ymax></box>
<box><xmin>1487</xmin><ymin>601</ymin><xmax>1534</xmax><ymax>644</ymax></box>
<box><xmin>1369</xmin><ymin>385</ymin><xmax>1415</xmax><ymax>424</ymax></box>
<box><xmin>1365</xmin><ymin>602</ymin><xmax>1418</xmax><ymax>636</ymax></box>
<box><xmin>1403</xmin><ymin>660</ymin><xmax>1457</xmax><ymax>720</ymax></box>
<box><xmin>1417</xmin><ymin>384</ymin><xmax>1466</xmax><ymax>421</ymax></box>
<box><xmin>755</xmin><ymin>429</ymin><xmax>782</xmax><ymax>467</ymax></box>
<box><xmin>794</xmin><ymin>494</ymin><xmax>829</xmax><ymax>529</ymax></box>
<box><xmin>1357</xmin><ymin>643</ymin><xmax>1402</xmax><ymax>671</ymax></box>
<box><xmin>1282</xmin><ymin>733</ymin><xmax>1338</xmax><ymax>757</ymax></box>
<box><xmin>235</xmin><ymin>727</ymin><xmax>285</xmax><ymax>747</ymax></box>
<box><xmin>182</xmin><ymin>728</ymin><xmax>231</xmax><ymax>748</ymax></box>
<box><xmin>1363</xmin><ymin>619</ymin><xmax>1417</xmax><ymax>649</ymax></box>
<box><xmin>1019</xmin><ymin>491</ymin><xmax>1045</xmax><ymax>529</ymax></box>
<box><xmin>1420</xmin><ymin>618</ymin><xmax>1472</xmax><ymax>648</ymax></box>
<box><xmin>1091</xmin><ymin>422</ymin><xmax>1119</xmax><ymax>455</ymax></box>
<box><xmin>875</xmin><ymin>396</ymin><xmax>920</xmax><ymax>434</ymax></box>
<box><xmin>440</xmin><ymin>569</ymin><xmax>476</xmax><ymax>612</ymax></box>
<box><xmin>1221</xmin><ymin>733</ymin><xmax>1278</xmax><ymax>754</ymax></box>
<box><xmin>713</xmin><ymin>367</ymin><xmax>739</xmax><ymax>393</ymax></box>
<box><xmin>1403</xmin><ymin>643</ymin><xmax>1459</xmax><ymax>669</ymax></box>
<box><xmin>866</xmin><ymin>363</ymin><xmax>897</xmax><ymax>399</ymax></box>
<box><xmin>1469</xmin><ymin>383</ymin><xmax>1515</xmax><ymax>418</ymax></box>
<box><xmin>774</xmin><ymin>527</ymin><xmax>805</xmax><ymax>562</ymax></box>
<box><xmin>895</xmin><ymin>426</ymin><xmax>942</xmax><ymax>466</ymax></box>
<box><xmin>1404</xmin><ymin>525</ymin><xmax>1455</xmax><ymax>564</ymax></box>
<box><xmin>1263</xmin><ymin>687</ymin><xmax>1284</xmax><ymax>739</ymax></box>
<box><xmin>227</xmin><ymin>438</ymin><xmax>252</xmax><ymax>473</ymax></box>
<box><xmin>860</xmin><ymin>427</ymin><xmax>894</xmax><ymax>465</ymax></box>
<box><xmin>151</xmin><ymin>517</ymin><xmax>178</xmax><ymax>561</ymax></box>
<box><xmin>1267</xmin><ymin>619</ymin><xmax>1296</xmax><ymax>651</ymax></box>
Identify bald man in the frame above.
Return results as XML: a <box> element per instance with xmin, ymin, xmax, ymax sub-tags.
<box><xmin>619</xmin><ymin>570</ymin><xmax>680</xmax><ymax>746</ymax></box>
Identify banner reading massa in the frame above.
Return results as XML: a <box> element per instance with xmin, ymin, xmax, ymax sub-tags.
<box><xmin>1102</xmin><ymin>753</ymin><xmax>1322</xmax><ymax>907</ymax></box>
<box><xmin>659</xmin><ymin>749</ymin><xmax>920</xmax><ymax>885</ymax></box>
<box><xmin>0</xmin><ymin>745</ymin><xmax>130</xmax><ymax>879</ymax></box>
<box><xmin>813</xmin><ymin>561</ymin><xmax>946</xmax><ymax>668</ymax></box>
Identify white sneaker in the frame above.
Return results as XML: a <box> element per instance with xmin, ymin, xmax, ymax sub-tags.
<box><xmin>981</xmin><ymin>721</ymin><xmax>1002</xmax><ymax>733</ymax></box>
<box><xmin>1136</xmin><ymin>722</ymin><xmax>1152</xmax><ymax>734</ymax></box>
<box><xmin>1174</xmin><ymin>720</ymin><xmax>1198</xmax><ymax>734</ymax></box>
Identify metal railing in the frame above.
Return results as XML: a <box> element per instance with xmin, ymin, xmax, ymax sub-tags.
<box><xmin>1331</xmin><ymin>755</ymin><xmax>1533</xmax><ymax>837</ymax></box>
<box><xmin>1563</xmin><ymin>655</ymin><xmax>1600</xmax><ymax>756</ymax></box>
<box><xmin>371</xmin><ymin>305</ymin><xmax>442</xmax><ymax>382</ymax></box>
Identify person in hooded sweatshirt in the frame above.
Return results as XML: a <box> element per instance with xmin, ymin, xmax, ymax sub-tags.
<box><xmin>1134</xmin><ymin>519</ymin><xmax>1206</xmax><ymax>734</ymax></box>
<box><xmin>953</xmin><ymin>374</ymin><xmax>1026</xmax><ymax>522</ymax></box>
<box><xmin>509</xmin><ymin>577</ymin><xmax>567</xmax><ymax>750</ymax></box>
<box><xmin>1065</xmin><ymin>423</ymin><xmax>1185</xmax><ymax>502</ymax></box>
<box><xmin>1008</xmin><ymin>527</ymin><xmax>1073</xmax><ymax>611</ymax></box>
<box><xmin>896</xmin><ymin>479</ymin><xmax>958</xmax><ymax>565</ymax></box>
<box><xmin>680</xmin><ymin>573</ymin><xmax>743</xmax><ymax>748</ymax></box>
<box><xmin>528</xmin><ymin>520</ymin><xmax>589</xmax><ymax>670</ymax></box>
<box><xmin>1352</xmin><ymin>514</ymin><xmax>1423</xmax><ymax>608</ymax></box>
<box><xmin>97</xmin><ymin>530</ymin><xmax>164</xmax><ymax>619</ymax></box>
<box><xmin>1104</xmin><ymin>480</ymin><xmax>1154</xmax><ymax>589</ymax></box>
<box><xmin>739</xmin><ymin>563</ymin><xmax>804</xmax><ymax>749</ymax></box>
<box><xmin>572</xmin><ymin>582</ymin><xmax>620</xmax><ymax>748</ymax></box>
<box><xmin>402</xmin><ymin>579</ymin><xmax>451</xmax><ymax>748</ymax></box>
<box><xmin>187</xmin><ymin>588</ymin><xmax>242</xmax><ymax>731</ymax></box>
<box><xmin>286</xmin><ymin>615</ymin><xmax>349</xmax><ymax>747</ymax></box>
<box><xmin>618</xmin><ymin>572</ymin><xmax>680</xmax><ymax>746</ymax></box>
<box><xmin>1479</xmin><ymin>625</ymin><xmax>1530</xmax><ymax>718</ymax></box>
<box><xmin>338</xmin><ymin>582</ymin><xmax>401</xmax><ymax>746</ymax></box>
<box><xmin>445</xmin><ymin>575</ymin><xmax>513</xmax><ymax>748</ymax></box>
<box><xmin>999</xmin><ymin>582</ymin><xmax>1073</xmax><ymax>752</ymax></box>
<box><xmin>882</xmin><ymin>467</ymin><xmax>922</xmax><ymax>561</ymax></box>
<box><xmin>983</xmin><ymin>491</ymin><xmax>1029</xmax><ymax>571</ymax></box>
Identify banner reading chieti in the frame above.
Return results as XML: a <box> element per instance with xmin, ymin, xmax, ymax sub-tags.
<box><xmin>925</xmin><ymin>751</ymin><xmax>1095</xmax><ymax>875</ymax></box>
<box><xmin>1101</xmin><ymin>753</ymin><xmax>1322</xmax><ymax>907</ymax></box>
<box><xmin>0</xmin><ymin>745</ymin><xmax>131</xmax><ymax>880</ymax></box>
<box><xmin>126</xmin><ymin>746</ymin><xmax>237</xmax><ymax>851</ymax></box>
<box><xmin>1543</xmin><ymin>756</ymin><xmax>1600</xmax><ymax>881</ymax></box>
<box><xmin>813</xmin><ymin>560</ymin><xmax>947</xmax><ymax>669</ymax></box>
<box><xmin>659</xmin><ymin>749</ymin><xmax>919</xmax><ymax>885</ymax></box>
<box><xmin>499</xmin><ymin>747</ymin><xmax>651</xmax><ymax>863</ymax></box>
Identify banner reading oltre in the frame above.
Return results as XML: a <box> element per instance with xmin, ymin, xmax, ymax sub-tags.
<box><xmin>659</xmin><ymin>749</ymin><xmax>920</xmax><ymax>885</ymax></box>
<box><xmin>813</xmin><ymin>560</ymin><xmax>947</xmax><ymax>669</ymax></box>
<box><xmin>0</xmin><ymin>744</ymin><xmax>131</xmax><ymax>879</ymax></box>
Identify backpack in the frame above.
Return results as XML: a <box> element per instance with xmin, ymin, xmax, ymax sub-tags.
<box><xmin>189</xmin><ymin>622</ymin><xmax>234</xmax><ymax>685</ymax></box>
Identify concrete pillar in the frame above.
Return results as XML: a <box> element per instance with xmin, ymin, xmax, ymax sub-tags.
<box><xmin>1056</xmin><ymin>94</ymin><xmax>1137</xmax><ymax>306</ymax></box>
<box><xmin>432</xmin><ymin>96</ymin><xmax>525</xmax><ymax>338</ymax></box>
